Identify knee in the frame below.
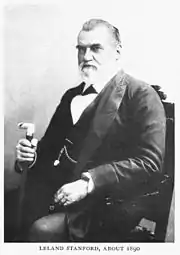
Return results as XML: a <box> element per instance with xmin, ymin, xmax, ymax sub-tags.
<box><xmin>27</xmin><ymin>213</ymin><xmax>67</xmax><ymax>242</ymax></box>
<box><xmin>28</xmin><ymin>218</ymin><xmax>50</xmax><ymax>242</ymax></box>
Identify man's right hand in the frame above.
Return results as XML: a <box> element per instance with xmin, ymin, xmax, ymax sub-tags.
<box><xmin>16</xmin><ymin>138</ymin><xmax>38</xmax><ymax>170</ymax></box>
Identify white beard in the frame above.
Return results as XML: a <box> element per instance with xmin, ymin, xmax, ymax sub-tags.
<box><xmin>79</xmin><ymin>65</ymin><xmax>113</xmax><ymax>86</ymax></box>
<box><xmin>80</xmin><ymin>70</ymin><xmax>98</xmax><ymax>86</ymax></box>
<box><xmin>79</xmin><ymin>62</ymin><xmax>120</xmax><ymax>89</ymax></box>
<box><xmin>79</xmin><ymin>63</ymin><xmax>98</xmax><ymax>85</ymax></box>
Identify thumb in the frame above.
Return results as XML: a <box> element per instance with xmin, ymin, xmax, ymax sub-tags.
<box><xmin>31</xmin><ymin>138</ymin><xmax>38</xmax><ymax>148</ymax></box>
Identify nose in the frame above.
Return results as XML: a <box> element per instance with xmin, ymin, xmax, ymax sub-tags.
<box><xmin>83</xmin><ymin>48</ymin><xmax>93</xmax><ymax>61</ymax></box>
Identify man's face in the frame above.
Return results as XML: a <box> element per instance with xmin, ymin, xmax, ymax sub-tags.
<box><xmin>77</xmin><ymin>25</ymin><xmax>120</xmax><ymax>84</ymax></box>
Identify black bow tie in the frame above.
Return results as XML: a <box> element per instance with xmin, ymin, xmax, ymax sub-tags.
<box><xmin>81</xmin><ymin>83</ymin><xmax>97</xmax><ymax>96</ymax></box>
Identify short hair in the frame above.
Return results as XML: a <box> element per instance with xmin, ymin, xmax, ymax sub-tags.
<box><xmin>80</xmin><ymin>19</ymin><xmax>122</xmax><ymax>48</ymax></box>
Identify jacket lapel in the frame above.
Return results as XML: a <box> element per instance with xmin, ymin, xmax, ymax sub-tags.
<box><xmin>73</xmin><ymin>69</ymin><xmax>128</xmax><ymax>178</ymax></box>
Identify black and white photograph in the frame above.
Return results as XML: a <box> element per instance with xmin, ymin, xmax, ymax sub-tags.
<box><xmin>2</xmin><ymin>0</ymin><xmax>179</xmax><ymax>254</ymax></box>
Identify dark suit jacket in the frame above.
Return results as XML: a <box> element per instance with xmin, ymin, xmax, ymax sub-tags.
<box><xmin>25</xmin><ymin>69</ymin><xmax>166</xmax><ymax>240</ymax></box>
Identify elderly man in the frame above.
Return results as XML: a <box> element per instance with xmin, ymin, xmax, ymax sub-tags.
<box><xmin>15</xmin><ymin>19</ymin><xmax>166</xmax><ymax>242</ymax></box>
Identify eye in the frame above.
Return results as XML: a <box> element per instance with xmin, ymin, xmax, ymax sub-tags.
<box><xmin>76</xmin><ymin>45</ymin><xmax>86</xmax><ymax>54</ymax></box>
<box><xmin>91</xmin><ymin>45</ymin><xmax>101</xmax><ymax>53</ymax></box>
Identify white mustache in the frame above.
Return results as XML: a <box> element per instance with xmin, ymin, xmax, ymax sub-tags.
<box><xmin>80</xmin><ymin>62</ymin><xmax>98</xmax><ymax>71</ymax></box>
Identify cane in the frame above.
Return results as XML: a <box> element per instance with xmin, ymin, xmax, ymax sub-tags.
<box><xmin>16</xmin><ymin>122</ymin><xmax>35</xmax><ymax>237</ymax></box>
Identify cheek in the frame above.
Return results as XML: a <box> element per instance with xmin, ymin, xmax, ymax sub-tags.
<box><xmin>101</xmin><ymin>52</ymin><xmax>116</xmax><ymax>64</ymax></box>
<box><xmin>78</xmin><ymin>53</ymin><xmax>84</xmax><ymax>65</ymax></box>
<box><xmin>95</xmin><ymin>50</ymin><xmax>113</xmax><ymax>64</ymax></box>
<box><xmin>96</xmin><ymin>55</ymin><xmax>109</xmax><ymax>65</ymax></box>
<box><xmin>93</xmin><ymin>53</ymin><xmax>104</xmax><ymax>64</ymax></box>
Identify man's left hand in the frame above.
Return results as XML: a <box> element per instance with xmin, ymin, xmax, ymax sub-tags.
<box><xmin>54</xmin><ymin>180</ymin><xmax>88</xmax><ymax>206</ymax></box>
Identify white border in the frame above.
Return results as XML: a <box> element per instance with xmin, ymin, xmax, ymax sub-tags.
<box><xmin>1</xmin><ymin>1</ymin><xmax>179</xmax><ymax>255</ymax></box>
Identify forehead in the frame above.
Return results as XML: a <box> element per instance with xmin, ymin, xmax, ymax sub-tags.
<box><xmin>78</xmin><ymin>25</ymin><xmax>114</xmax><ymax>46</ymax></box>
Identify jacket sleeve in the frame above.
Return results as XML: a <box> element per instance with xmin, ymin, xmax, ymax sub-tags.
<box><xmin>88</xmin><ymin>85</ymin><xmax>166</xmax><ymax>193</ymax></box>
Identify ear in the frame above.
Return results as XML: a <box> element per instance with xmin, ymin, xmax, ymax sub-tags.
<box><xmin>116</xmin><ymin>45</ymin><xmax>121</xmax><ymax>60</ymax></box>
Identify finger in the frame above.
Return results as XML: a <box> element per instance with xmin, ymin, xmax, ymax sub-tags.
<box><xmin>68</xmin><ymin>195</ymin><xmax>77</xmax><ymax>203</ymax></box>
<box><xmin>55</xmin><ymin>188</ymin><xmax>63</xmax><ymax>197</ymax></box>
<box><xmin>17</xmin><ymin>151</ymin><xmax>35</xmax><ymax>159</ymax></box>
<box><xmin>18</xmin><ymin>138</ymin><xmax>32</xmax><ymax>147</ymax></box>
<box><xmin>63</xmin><ymin>197</ymin><xmax>76</xmax><ymax>206</ymax></box>
<box><xmin>55</xmin><ymin>192</ymin><xmax>65</xmax><ymax>203</ymax></box>
<box><xmin>56</xmin><ymin>184</ymin><xmax>68</xmax><ymax>197</ymax></box>
<box><xmin>54</xmin><ymin>189</ymin><xmax>63</xmax><ymax>202</ymax></box>
<box><xmin>31</xmin><ymin>138</ymin><xmax>38</xmax><ymax>148</ymax></box>
<box><xmin>59</xmin><ymin>196</ymin><xmax>67</xmax><ymax>205</ymax></box>
<box><xmin>63</xmin><ymin>200</ymin><xmax>72</xmax><ymax>206</ymax></box>
<box><xmin>16</xmin><ymin>144</ymin><xmax>35</xmax><ymax>154</ymax></box>
<box><xmin>17</xmin><ymin>156</ymin><xmax>34</xmax><ymax>162</ymax></box>
<box><xmin>16</xmin><ymin>149</ymin><xmax>35</xmax><ymax>161</ymax></box>
<box><xmin>54</xmin><ymin>195</ymin><xmax>59</xmax><ymax>203</ymax></box>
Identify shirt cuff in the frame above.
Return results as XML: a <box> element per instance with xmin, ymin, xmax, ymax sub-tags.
<box><xmin>81</xmin><ymin>172</ymin><xmax>95</xmax><ymax>194</ymax></box>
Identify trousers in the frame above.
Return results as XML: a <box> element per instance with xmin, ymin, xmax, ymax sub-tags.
<box><xmin>27</xmin><ymin>212</ymin><xmax>68</xmax><ymax>242</ymax></box>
